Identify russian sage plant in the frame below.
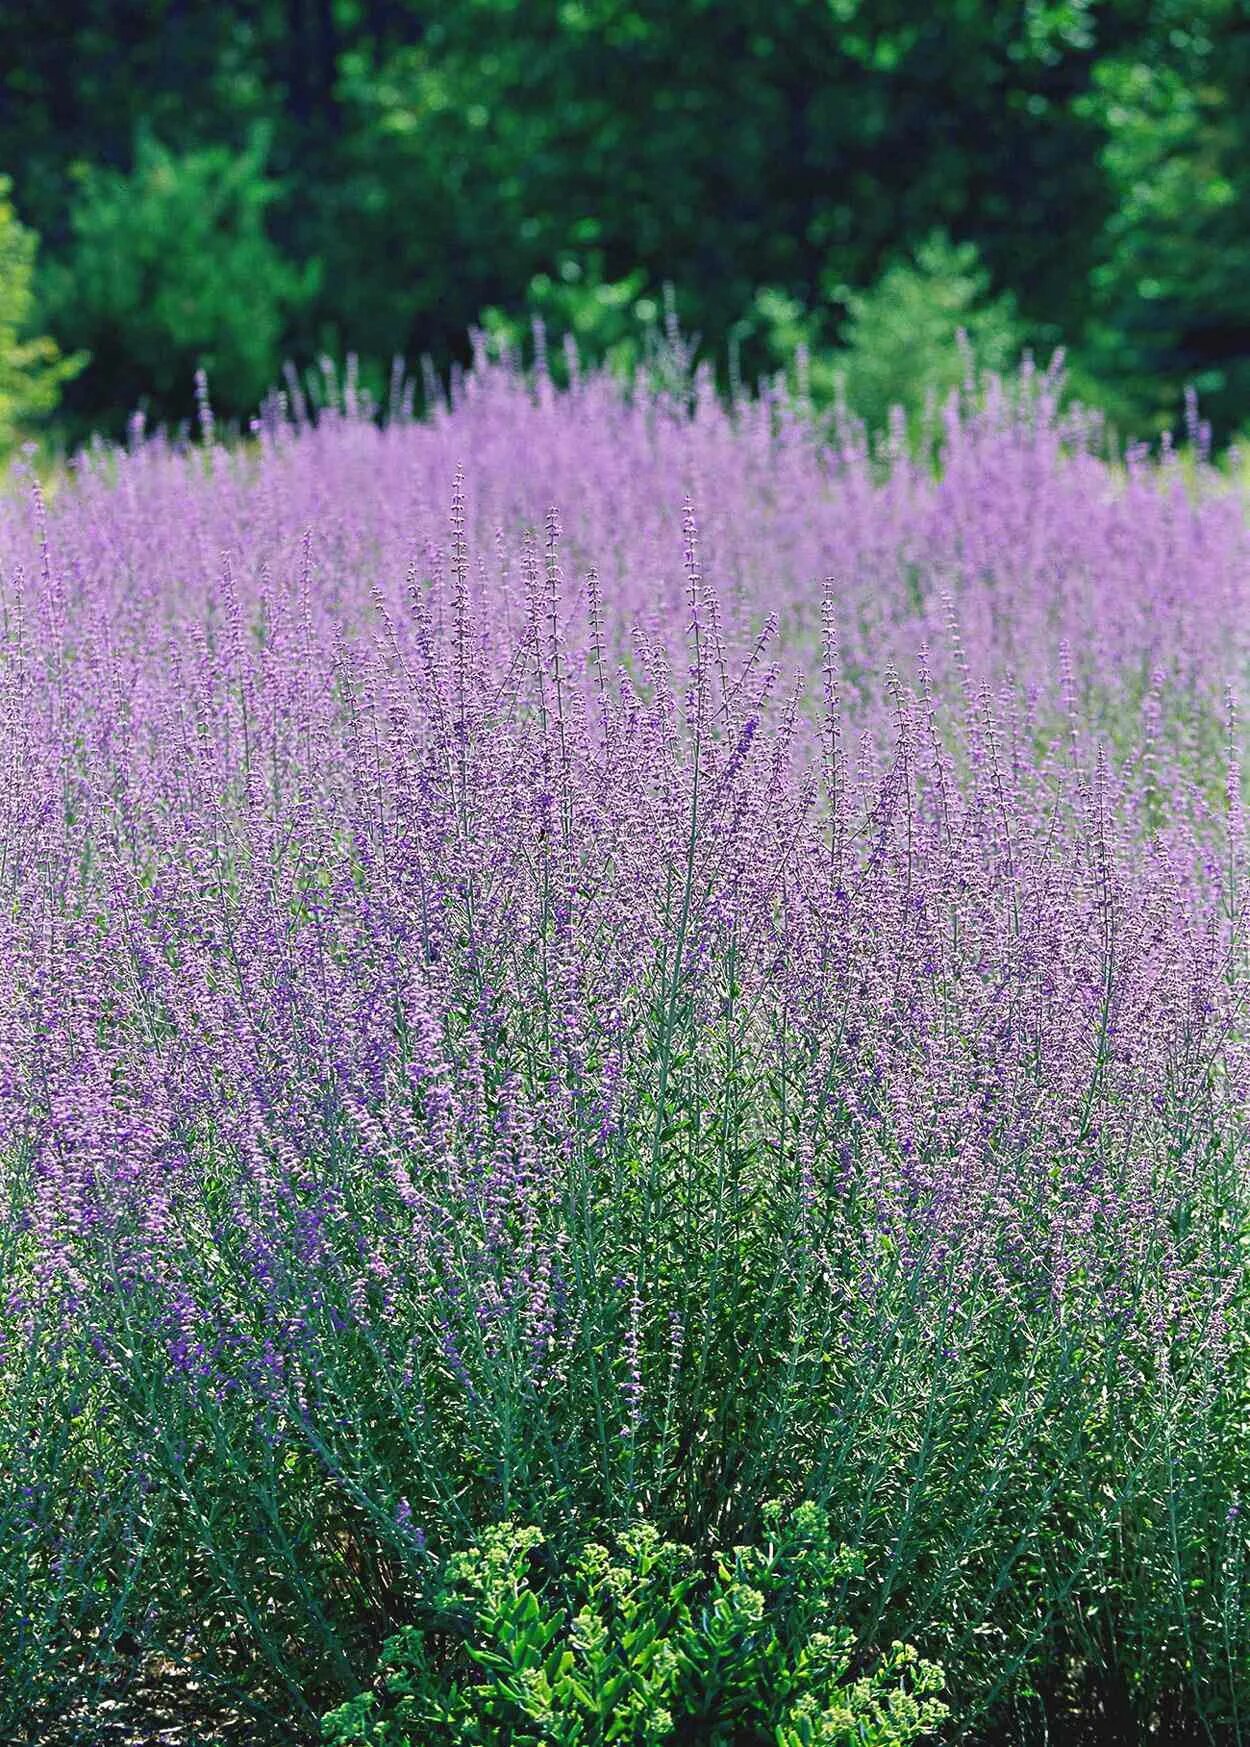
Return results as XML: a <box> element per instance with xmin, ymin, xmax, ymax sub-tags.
<box><xmin>0</xmin><ymin>352</ymin><xmax>1247</xmax><ymax>1742</ymax></box>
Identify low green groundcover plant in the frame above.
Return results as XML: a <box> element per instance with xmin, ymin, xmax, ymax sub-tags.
<box><xmin>321</xmin><ymin>1504</ymin><xmax>947</xmax><ymax>1747</ymax></box>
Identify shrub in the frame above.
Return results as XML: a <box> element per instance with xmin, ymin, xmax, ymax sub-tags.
<box><xmin>477</xmin><ymin>259</ymin><xmax>693</xmax><ymax>400</ymax></box>
<box><xmin>1</xmin><ymin>348</ymin><xmax>1248</xmax><ymax>1744</ymax></box>
<box><xmin>752</xmin><ymin>233</ymin><xmax>1026</xmax><ymax>437</ymax></box>
<box><xmin>836</xmin><ymin>233</ymin><xmax>1024</xmax><ymax>430</ymax></box>
<box><xmin>320</xmin><ymin>1504</ymin><xmax>947</xmax><ymax>1747</ymax></box>
<box><xmin>42</xmin><ymin>126</ymin><xmax>316</xmax><ymax>433</ymax></box>
<box><xmin>0</xmin><ymin>175</ymin><xmax>83</xmax><ymax>457</ymax></box>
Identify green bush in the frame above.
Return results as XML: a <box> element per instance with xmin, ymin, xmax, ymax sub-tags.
<box><xmin>478</xmin><ymin>238</ymin><xmax>1027</xmax><ymax>437</ymax></box>
<box><xmin>752</xmin><ymin>233</ymin><xmax>1026</xmax><ymax>437</ymax></box>
<box><xmin>42</xmin><ymin>126</ymin><xmax>316</xmax><ymax>433</ymax></box>
<box><xmin>0</xmin><ymin>175</ymin><xmax>83</xmax><ymax>457</ymax></box>
<box><xmin>477</xmin><ymin>258</ymin><xmax>696</xmax><ymax>400</ymax></box>
<box><xmin>320</xmin><ymin>1503</ymin><xmax>947</xmax><ymax>1747</ymax></box>
<box><xmin>1081</xmin><ymin>12</ymin><xmax>1250</xmax><ymax>439</ymax></box>
<box><xmin>479</xmin><ymin>256</ymin><xmax>659</xmax><ymax>377</ymax></box>
<box><xmin>836</xmin><ymin>233</ymin><xmax>1025</xmax><ymax>432</ymax></box>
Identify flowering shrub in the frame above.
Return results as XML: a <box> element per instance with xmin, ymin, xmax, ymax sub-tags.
<box><xmin>0</xmin><ymin>353</ymin><xmax>1248</xmax><ymax>1742</ymax></box>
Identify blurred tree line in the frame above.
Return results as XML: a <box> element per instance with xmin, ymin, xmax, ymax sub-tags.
<box><xmin>0</xmin><ymin>0</ymin><xmax>1247</xmax><ymax>447</ymax></box>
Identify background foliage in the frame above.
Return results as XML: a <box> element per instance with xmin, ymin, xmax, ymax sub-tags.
<box><xmin>39</xmin><ymin>126</ymin><xmax>317</xmax><ymax>428</ymax></box>
<box><xmin>0</xmin><ymin>174</ymin><xmax>82</xmax><ymax>451</ymax></box>
<box><xmin>2</xmin><ymin>0</ymin><xmax>1250</xmax><ymax>446</ymax></box>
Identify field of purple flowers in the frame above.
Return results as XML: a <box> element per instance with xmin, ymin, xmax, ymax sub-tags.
<box><xmin>3</xmin><ymin>347</ymin><xmax>1250</xmax><ymax>1743</ymax></box>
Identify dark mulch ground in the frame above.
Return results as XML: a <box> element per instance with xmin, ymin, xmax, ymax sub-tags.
<box><xmin>22</xmin><ymin>1663</ymin><xmax>303</xmax><ymax>1747</ymax></box>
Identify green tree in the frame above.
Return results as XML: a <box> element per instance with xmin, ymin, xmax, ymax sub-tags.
<box><xmin>42</xmin><ymin>126</ymin><xmax>316</xmax><ymax>435</ymax></box>
<box><xmin>478</xmin><ymin>256</ymin><xmax>669</xmax><ymax>380</ymax></box>
<box><xmin>1082</xmin><ymin>1</ymin><xmax>1250</xmax><ymax>434</ymax></box>
<box><xmin>318</xmin><ymin>0</ymin><xmax>1113</xmax><ymax>382</ymax></box>
<box><xmin>838</xmin><ymin>235</ymin><xmax>1023</xmax><ymax>426</ymax></box>
<box><xmin>747</xmin><ymin>232</ymin><xmax>1026</xmax><ymax>434</ymax></box>
<box><xmin>0</xmin><ymin>174</ymin><xmax>83</xmax><ymax>457</ymax></box>
<box><xmin>9</xmin><ymin>0</ymin><xmax>1250</xmax><ymax>439</ymax></box>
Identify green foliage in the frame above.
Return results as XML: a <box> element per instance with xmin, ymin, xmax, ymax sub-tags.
<box><xmin>476</xmin><ymin>263</ymin><xmax>699</xmax><ymax>403</ymax></box>
<box><xmin>319</xmin><ymin>1505</ymin><xmax>948</xmax><ymax>1747</ymax></box>
<box><xmin>41</xmin><ymin>127</ymin><xmax>316</xmax><ymax>432</ymax></box>
<box><xmin>0</xmin><ymin>0</ymin><xmax>1190</xmax><ymax>438</ymax></box>
<box><xmin>0</xmin><ymin>176</ymin><xmax>83</xmax><ymax>457</ymax></box>
<box><xmin>1082</xmin><ymin>1</ymin><xmax>1250</xmax><ymax>436</ymax></box>
<box><xmin>834</xmin><ymin>235</ymin><xmax>1026</xmax><ymax>433</ymax></box>
<box><xmin>750</xmin><ymin>234</ymin><xmax>1026</xmax><ymax>436</ymax></box>
<box><xmin>478</xmin><ymin>257</ymin><xmax>665</xmax><ymax>383</ymax></box>
<box><xmin>312</xmin><ymin>0</ymin><xmax>1105</xmax><ymax>406</ymax></box>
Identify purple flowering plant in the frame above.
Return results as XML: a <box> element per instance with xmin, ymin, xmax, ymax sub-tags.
<box><xmin>1</xmin><ymin>338</ymin><xmax>1248</xmax><ymax>1741</ymax></box>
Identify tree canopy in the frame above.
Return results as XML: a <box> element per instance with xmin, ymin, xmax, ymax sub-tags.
<box><xmin>0</xmin><ymin>0</ymin><xmax>1246</xmax><ymax>441</ymax></box>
